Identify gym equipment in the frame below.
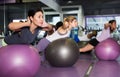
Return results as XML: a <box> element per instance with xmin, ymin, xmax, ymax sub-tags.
<box><xmin>45</xmin><ymin>38</ymin><xmax>79</xmax><ymax>67</ymax></box>
<box><xmin>95</xmin><ymin>38</ymin><xmax>120</xmax><ymax>60</ymax></box>
<box><xmin>0</xmin><ymin>45</ymin><xmax>40</xmax><ymax>77</ymax></box>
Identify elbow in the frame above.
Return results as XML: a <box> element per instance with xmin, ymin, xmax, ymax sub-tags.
<box><xmin>8</xmin><ymin>23</ymin><xmax>14</xmax><ymax>31</ymax></box>
<box><xmin>48</xmin><ymin>24</ymin><xmax>53</xmax><ymax>31</ymax></box>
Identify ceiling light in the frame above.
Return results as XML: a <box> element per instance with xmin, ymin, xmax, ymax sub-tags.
<box><xmin>67</xmin><ymin>0</ymin><xmax>73</xmax><ymax>4</ymax></box>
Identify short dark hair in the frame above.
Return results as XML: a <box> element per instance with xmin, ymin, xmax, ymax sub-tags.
<box><xmin>109</xmin><ymin>20</ymin><xmax>116</xmax><ymax>24</ymax></box>
<box><xmin>28</xmin><ymin>8</ymin><xmax>43</xmax><ymax>17</ymax></box>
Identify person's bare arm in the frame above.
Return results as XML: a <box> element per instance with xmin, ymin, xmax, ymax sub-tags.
<box><xmin>8</xmin><ymin>22</ymin><xmax>30</xmax><ymax>31</ymax></box>
<box><xmin>8</xmin><ymin>17</ymin><xmax>31</xmax><ymax>31</ymax></box>
<box><xmin>104</xmin><ymin>23</ymin><xmax>111</xmax><ymax>29</ymax></box>
<box><xmin>42</xmin><ymin>23</ymin><xmax>53</xmax><ymax>31</ymax></box>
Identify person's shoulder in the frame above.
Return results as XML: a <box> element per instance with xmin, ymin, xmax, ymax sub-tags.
<box><xmin>21</xmin><ymin>26</ymin><xmax>29</xmax><ymax>29</ymax></box>
<box><xmin>20</xmin><ymin>27</ymin><xmax>30</xmax><ymax>32</ymax></box>
<box><xmin>36</xmin><ymin>27</ymin><xmax>42</xmax><ymax>30</ymax></box>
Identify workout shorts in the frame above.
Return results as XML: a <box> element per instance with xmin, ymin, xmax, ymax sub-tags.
<box><xmin>88</xmin><ymin>38</ymin><xmax>99</xmax><ymax>47</ymax></box>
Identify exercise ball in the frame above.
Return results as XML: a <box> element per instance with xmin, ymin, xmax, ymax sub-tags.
<box><xmin>95</xmin><ymin>38</ymin><xmax>120</xmax><ymax>60</ymax></box>
<box><xmin>0</xmin><ymin>45</ymin><xmax>40</xmax><ymax>77</ymax></box>
<box><xmin>45</xmin><ymin>38</ymin><xmax>79</xmax><ymax>67</ymax></box>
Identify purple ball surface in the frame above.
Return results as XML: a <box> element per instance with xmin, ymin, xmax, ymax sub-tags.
<box><xmin>95</xmin><ymin>38</ymin><xmax>120</xmax><ymax>60</ymax></box>
<box><xmin>0</xmin><ymin>45</ymin><xmax>40</xmax><ymax>77</ymax></box>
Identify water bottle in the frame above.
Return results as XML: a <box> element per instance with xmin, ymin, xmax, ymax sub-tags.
<box><xmin>70</xmin><ymin>27</ymin><xmax>80</xmax><ymax>43</ymax></box>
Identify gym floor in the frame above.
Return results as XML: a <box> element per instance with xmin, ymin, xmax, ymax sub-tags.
<box><xmin>35</xmin><ymin>52</ymin><xmax>120</xmax><ymax>77</ymax></box>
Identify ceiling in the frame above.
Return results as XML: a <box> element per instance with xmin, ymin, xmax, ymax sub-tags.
<box><xmin>56</xmin><ymin>0</ymin><xmax>120</xmax><ymax>15</ymax></box>
<box><xmin>1</xmin><ymin>0</ymin><xmax>120</xmax><ymax>15</ymax></box>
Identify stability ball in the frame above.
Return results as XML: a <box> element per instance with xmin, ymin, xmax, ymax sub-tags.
<box><xmin>0</xmin><ymin>45</ymin><xmax>40</xmax><ymax>77</ymax></box>
<box><xmin>95</xmin><ymin>38</ymin><xmax>120</xmax><ymax>60</ymax></box>
<box><xmin>45</xmin><ymin>38</ymin><xmax>79</xmax><ymax>67</ymax></box>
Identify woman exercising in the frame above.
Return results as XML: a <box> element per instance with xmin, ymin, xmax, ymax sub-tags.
<box><xmin>79</xmin><ymin>20</ymin><xmax>117</xmax><ymax>52</ymax></box>
<box><xmin>3</xmin><ymin>8</ymin><xmax>52</xmax><ymax>45</ymax></box>
<box><xmin>36</xmin><ymin>16</ymin><xmax>78</xmax><ymax>52</ymax></box>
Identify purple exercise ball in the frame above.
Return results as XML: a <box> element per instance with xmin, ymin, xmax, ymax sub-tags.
<box><xmin>0</xmin><ymin>45</ymin><xmax>40</xmax><ymax>77</ymax></box>
<box><xmin>95</xmin><ymin>38</ymin><xmax>120</xmax><ymax>60</ymax></box>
